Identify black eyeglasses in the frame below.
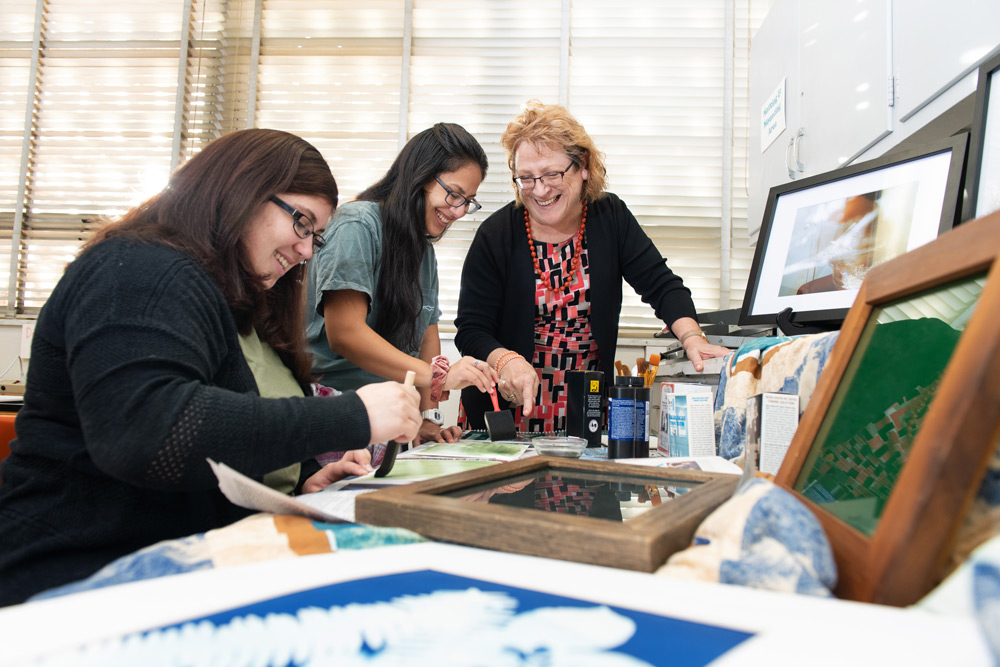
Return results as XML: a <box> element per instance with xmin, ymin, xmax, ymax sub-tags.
<box><xmin>512</xmin><ymin>162</ymin><xmax>576</xmax><ymax>190</ymax></box>
<box><xmin>435</xmin><ymin>177</ymin><xmax>482</xmax><ymax>214</ymax></box>
<box><xmin>269</xmin><ymin>195</ymin><xmax>326</xmax><ymax>251</ymax></box>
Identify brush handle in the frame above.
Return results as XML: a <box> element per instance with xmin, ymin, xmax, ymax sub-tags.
<box><xmin>374</xmin><ymin>370</ymin><xmax>417</xmax><ymax>478</ymax></box>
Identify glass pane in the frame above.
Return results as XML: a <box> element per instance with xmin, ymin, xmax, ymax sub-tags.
<box><xmin>443</xmin><ymin>468</ymin><xmax>701</xmax><ymax>522</ymax></box>
<box><xmin>793</xmin><ymin>273</ymin><xmax>986</xmax><ymax>535</ymax></box>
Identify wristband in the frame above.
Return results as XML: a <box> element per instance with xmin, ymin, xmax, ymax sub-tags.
<box><xmin>679</xmin><ymin>329</ymin><xmax>708</xmax><ymax>344</ymax></box>
<box><xmin>430</xmin><ymin>354</ymin><xmax>450</xmax><ymax>402</ymax></box>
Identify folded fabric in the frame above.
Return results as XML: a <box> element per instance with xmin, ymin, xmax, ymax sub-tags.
<box><xmin>715</xmin><ymin>332</ymin><xmax>839</xmax><ymax>460</ymax></box>
<box><xmin>30</xmin><ymin>513</ymin><xmax>426</xmax><ymax>602</ymax></box>
<box><xmin>656</xmin><ymin>478</ymin><xmax>837</xmax><ymax>597</ymax></box>
<box><xmin>918</xmin><ymin>533</ymin><xmax>1000</xmax><ymax>663</ymax></box>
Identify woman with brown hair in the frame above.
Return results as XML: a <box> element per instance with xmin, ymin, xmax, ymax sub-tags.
<box><xmin>0</xmin><ymin>128</ymin><xmax>421</xmax><ymax>606</ymax></box>
<box><xmin>456</xmin><ymin>101</ymin><xmax>728</xmax><ymax>433</ymax></box>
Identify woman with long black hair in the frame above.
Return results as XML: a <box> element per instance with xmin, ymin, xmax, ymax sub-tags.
<box><xmin>306</xmin><ymin>123</ymin><xmax>497</xmax><ymax>444</ymax></box>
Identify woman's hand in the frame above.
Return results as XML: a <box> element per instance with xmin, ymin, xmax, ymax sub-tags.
<box><xmin>356</xmin><ymin>381</ymin><xmax>421</xmax><ymax>444</ymax></box>
<box><xmin>300</xmin><ymin>449</ymin><xmax>373</xmax><ymax>494</ymax></box>
<box><xmin>418</xmin><ymin>422</ymin><xmax>463</xmax><ymax>444</ymax></box>
<box><xmin>682</xmin><ymin>337</ymin><xmax>730</xmax><ymax>373</ymax></box>
<box><xmin>442</xmin><ymin>356</ymin><xmax>498</xmax><ymax>394</ymax></box>
<box><xmin>498</xmin><ymin>356</ymin><xmax>538</xmax><ymax>418</ymax></box>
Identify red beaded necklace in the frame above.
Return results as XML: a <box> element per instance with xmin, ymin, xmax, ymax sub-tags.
<box><xmin>524</xmin><ymin>201</ymin><xmax>587</xmax><ymax>295</ymax></box>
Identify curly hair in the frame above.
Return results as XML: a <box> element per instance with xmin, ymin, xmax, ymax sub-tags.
<box><xmin>500</xmin><ymin>100</ymin><xmax>607</xmax><ymax>206</ymax></box>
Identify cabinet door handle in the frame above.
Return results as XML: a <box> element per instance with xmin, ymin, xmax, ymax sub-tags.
<box><xmin>785</xmin><ymin>136</ymin><xmax>796</xmax><ymax>179</ymax></box>
<box><xmin>792</xmin><ymin>127</ymin><xmax>805</xmax><ymax>172</ymax></box>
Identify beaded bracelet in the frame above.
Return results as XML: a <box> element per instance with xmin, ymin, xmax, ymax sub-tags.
<box><xmin>429</xmin><ymin>354</ymin><xmax>450</xmax><ymax>402</ymax></box>
<box><xmin>495</xmin><ymin>351</ymin><xmax>525</xmax><ymax>377</ymax></box>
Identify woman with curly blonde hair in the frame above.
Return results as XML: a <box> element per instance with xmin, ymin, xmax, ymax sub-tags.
<box><xmin>456</xmin><ymin>101</ymin><xmax>727</xmax><ymax>434</ymax></box>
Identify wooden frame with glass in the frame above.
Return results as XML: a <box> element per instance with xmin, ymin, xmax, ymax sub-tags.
<box><xmin>774</xmin><ymin>209</ymin><xmax>1000</xmax><ymax>606</ymax></box>
<box><xmin>355</xmin><ymin>457</ymin><xmax>739</xmax><ymax>572</ymax></box>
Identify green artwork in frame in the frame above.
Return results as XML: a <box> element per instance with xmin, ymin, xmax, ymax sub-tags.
<box><xmin>793</xmin><ymin>272</ymin><xmax>987</xmax><ymax>536</ymax></box>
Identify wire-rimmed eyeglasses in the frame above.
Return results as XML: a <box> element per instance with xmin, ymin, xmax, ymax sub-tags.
<box><xmin>512</xmin><ymin>162</ymin><xmax>577</xmax><ymax>191</ymax></box>
<box><xmin>269</xmin><ymin>195</ymin><xmax>326</xmax><ymax>251</ymax></box>
<box><xmin>435</xmin><ymin>177</ymin><xmax>482</xmax><ymax>214</ymax></box>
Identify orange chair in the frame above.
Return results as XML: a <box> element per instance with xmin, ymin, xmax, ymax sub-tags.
<box><xmin>0</xmin><ymin>412</ymin><xmax>16</xmax><ymax>483</ymax></box>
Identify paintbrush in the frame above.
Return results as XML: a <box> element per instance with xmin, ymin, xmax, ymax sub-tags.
<box><xmin>374</xmin><ymin>369</ymin><xmax>416</xmax><ymax>478</ymax></box>
<box><xmin>644</xmin><ymin>353</ymin><xmax>661</xmax><ymax>388</ymax></box>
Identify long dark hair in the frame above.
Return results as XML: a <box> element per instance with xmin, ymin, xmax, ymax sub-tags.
<box><xmin>85</xmin><ymin>128</ymin><xmax>339</xmax><ymax>386</ymax></box>
<box><xmin>358</xmin><ymin>123</ymin><xmax>487</xmax><ymax>351</ymax></box>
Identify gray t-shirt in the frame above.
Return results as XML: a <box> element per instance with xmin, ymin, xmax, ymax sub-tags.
<box><xmin>305</xmin><ymin>200</ymin><xmax>441</xmax><ymax>391</ymax></box>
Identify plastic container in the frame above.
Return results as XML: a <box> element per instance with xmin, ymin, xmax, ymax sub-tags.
<box><xmin>532</xmin><ymin>436</ymin><xmax>588</xmax><ymax>458</ymax></box>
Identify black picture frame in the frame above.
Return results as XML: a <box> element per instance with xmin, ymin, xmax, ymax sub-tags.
<box><xmin>962</xmin><ymin>49</ymin><xmax>1000</xmax><ymax>222</ymax></box>
<box><xmin>740</xmin><ymin>133</ymin><xmax>968</xmax><ymax>329</ymax></box>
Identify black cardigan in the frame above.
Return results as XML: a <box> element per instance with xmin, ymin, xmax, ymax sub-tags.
<box><xmin>455</xmin><ymin>193</ymin><xmax>697</xmax><ymax>427</ymax></box>
<box><xmin>0</xmin><ymin>238</ymin><xmax>371</xmax><ymax>605</ymax></box>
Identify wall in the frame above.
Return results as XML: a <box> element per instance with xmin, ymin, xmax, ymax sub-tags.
<box><xmin>0</xmin><ymin>321</ymin><xmax>32</xmax><ymax>395</ymax></box>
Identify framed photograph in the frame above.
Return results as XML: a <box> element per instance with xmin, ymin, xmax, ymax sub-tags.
<box><xmin>774</xmin><ymin>209</ymin><xmax>1000</xmax><ymax>606</ymax></box>
<box><xmin>740</xmin><ymin>133</ymin><xmax>968</xmax><ymax>329</ymax></box>
<box><xmin>355</xmin><ymin>457</ymin><xmax>739</xmax><ymax>572</ymax></box>
<box><xmin>963</xmin><ymin>49</ymin><xmax>1000</xmax><ymax>221</ymax></box>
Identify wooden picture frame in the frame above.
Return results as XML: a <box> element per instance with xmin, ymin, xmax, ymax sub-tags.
<box><xmin>355</xmin><ymin>457</ymin><xmax>738</xmax><ymax>573</ymax></box>
<box><xmin>963</xmin><ymin>49</ymin><xmax>1000</xmax><ymax>221</ymax></box>
<box><xmin>774</xmin><ymin>209</ymin><xmax>1000</xmax><ymax>606</ymax></box>
<box><xmin>740</xmin><ymin>133</ymin><xmax>967</xmax><ymax>329</ymax></box>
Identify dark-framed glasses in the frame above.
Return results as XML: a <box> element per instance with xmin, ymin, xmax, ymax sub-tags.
<box><xmin>513</xmin><ymin>162</ymin><xmax>576</xmax><ymax>190</ymax></box>
<box><xmin>435</xmin><ymin>177</ymin><xmax>482</xmax><ymax>214</ymax></box>
<box><xmin>269</xmin><ymin>195</ymin><xmax>326</xmax><ymax>250</ymax></box>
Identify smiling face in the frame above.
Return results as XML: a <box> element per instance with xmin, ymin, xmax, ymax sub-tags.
<box><xmin>244</xmin><ymin>193</ymin><xmax>332</xmax><ymax>289</ymax></box>
<box><xmin>513</xmin><ymin>141</ymin><xmax>588</xmax><ymax>237</ymax></box>
<box><xmin>423</xmin><ymin>161</ymin><xmax>483</xmax><ymax>238</ymax></box>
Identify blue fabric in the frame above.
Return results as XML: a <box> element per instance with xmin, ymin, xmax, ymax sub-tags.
<box><xmin>714</xmin><ymin>332</ymin><xmax>839</xmax><ymax>460</ymax></box>
<box><xmin>28</xmin><ymin>515</ymin><xmax>427</xmax><ymax>603</ymax></box>
<box><xmin>974</xmin><ymin>562</ymin><xmax>1000</xmax><ymax>661</ymax></box>
<box><xmin>720</xmin><ymin>480</ymin><xmax>837</xmax><ymax>596</ymax></box>
<box><xmin>659</xmin><ymin>478</ymin><xmax>837</xmax><ymax>597</ymax></box>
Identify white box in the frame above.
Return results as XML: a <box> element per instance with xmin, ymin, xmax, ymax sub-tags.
<box><xmin>746</xmin><ymin>392</ymin><xmax>800</xmax><ymax>476</ymax></box>
<box><xmin>658</xmin><ymin>382</ymin><xmax>715</xmax><ymax>458</ymax></box>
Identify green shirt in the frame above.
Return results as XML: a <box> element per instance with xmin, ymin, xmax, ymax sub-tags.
<box><xmin>305</xmin><ymin>200</ymin><xmax>441</xmax><ymax>390</ymax></box>
<box><xmin>238</xmin><ymin>329</ymin><xmax>303</xmax><ymax>494</ymax></box>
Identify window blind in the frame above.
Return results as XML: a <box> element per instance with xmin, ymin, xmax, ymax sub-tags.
<box><xmin>409</xmin><ymin>0</ymin><xmax>564</xmax><ymax>325</ymax></box>
<box><xmin>0</xmin><ymin>0</ymin><xmax>37</xmax><ymax>310</ymax></box>
<box><xmin>256</xmin><ymin>0</ymin><xmax>405</xmax><ymax>199</ymax></box>
<box><xmin>6</xmin><ymin>0</ymin><xmax>769</xmax><ymax>329</ymax></box>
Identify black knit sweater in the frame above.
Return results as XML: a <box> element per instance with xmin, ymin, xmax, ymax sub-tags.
<box><xmin>0</xmin><ymin>238</ymin><xmax>371</xmax><ymax>605</ymax></box>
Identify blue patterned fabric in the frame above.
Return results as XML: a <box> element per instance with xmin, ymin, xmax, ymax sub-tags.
<box><xmin>30</xmin><ymin>514</ymin><xmax>427</xmax><ymax>602</ymax></box>
<box><xmin>715</xmin><ymin>332</ymin><xmax>839</xmax><ymax>460</ymax></box>
<box><xmin>657</xmin><ymin>478</ymin><xmax>836</xmax><ymax>596</ymax></box>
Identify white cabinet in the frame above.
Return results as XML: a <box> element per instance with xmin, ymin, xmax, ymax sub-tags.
<box><xmin>748</xmin><ymin>0</ymin><xmax>892</xmax><ymax>241</ymax></box>
<box><xmin>749</xmin><ymin>1</ymin><xmax>1000</xmax><ymax>244</ymax></box>
<box><xmin>893</xmin><ymin>0</ymin><xmax>1000</xmax><ymax>122</ymax></box>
